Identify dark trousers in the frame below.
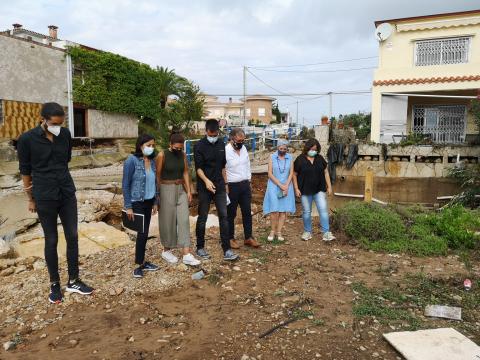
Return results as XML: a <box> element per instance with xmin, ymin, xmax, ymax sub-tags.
<box><xmin>196</xmin><ymin>189</ymin><xmax>230</xmax><ymax>252</ymax></box>
<box><xmin>227</xmin><ymin>181</ymin><xmax>253</xmax><ymax>240</ymax></box>
<box><xmin>132</xmin><ymin>198</ymin><xmax>154</xmax><ymax>265</ymax></box>
<box><xmin>36</xmin><ymin>196</ymin><xmax>79</xmax><ymax>283</ymax></box>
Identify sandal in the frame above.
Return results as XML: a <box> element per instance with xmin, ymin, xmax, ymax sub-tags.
<box><xmin>267</xmin><ymin>232</ymin><xmax>275</xmax><ymax>242</ymax></box>
<box><xmin>277</xmin><ymin>234</ymin><xmax>285</xmax><ymax>242</ymax></box>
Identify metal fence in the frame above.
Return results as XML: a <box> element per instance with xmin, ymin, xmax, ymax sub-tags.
<box><xmin>412</xmin><ymin>105</ymin><xmax>467</xmax><ymax>144</ymax></box>
<box><xmin>184</xmin><ymin>126</ymin><xmax>305</xmax><ymax>165</ymax></box>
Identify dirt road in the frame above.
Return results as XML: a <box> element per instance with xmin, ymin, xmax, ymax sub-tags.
<box><xmin>1</xmin><ymin>207</ymin><xmax>476</xmax><ymax>360</ymax></box>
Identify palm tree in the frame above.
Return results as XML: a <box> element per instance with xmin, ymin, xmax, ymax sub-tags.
<box><xmin>156</xmin><ymin>66</ymin><xmax>187</xmax><ymax>108</ymax></box>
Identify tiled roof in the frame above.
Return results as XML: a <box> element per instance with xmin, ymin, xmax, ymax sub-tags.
<box><xmin>373</xmin><ymin>75</ymin><xmax>480</xmax><ymax>86</ymax></box>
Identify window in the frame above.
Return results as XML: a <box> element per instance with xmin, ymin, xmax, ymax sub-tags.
<box><xmin>412</xmin><ymin>105</ymin><xmax>466</xmax><ymax>144</ymax></box>
<box><xmin>415</xmin><ymin>37</ymin><xmax>470</xmax><ymax>66</ymax></box>
<box><xmin>73</xmin><ymin>67</ymin><xmax>85</xmax><ymax>85</ymax></box>
<box><xmin>246</xmin><ymin>108</ymin><xmax>251</xmax><ymax>117</ymax></box>
<box><xmin>258</xmin><ymin>107</ymin><xmax>265</xmax><ymax>117</ymax></box>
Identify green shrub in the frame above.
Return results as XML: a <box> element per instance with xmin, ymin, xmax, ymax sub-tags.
<box><xmin>414</xmin><ymin>205</ymin><xmax>480</xmax><ymax>250</ymax></box>
<box><xmin>333</xmin><ymin>202</ymin><xmax>407</xmax><ymax>245</ymax></box>
<box><xmin>332</xmin><ymin>202</ymin><xmax>480</xmax><ymax>256</ymax></box>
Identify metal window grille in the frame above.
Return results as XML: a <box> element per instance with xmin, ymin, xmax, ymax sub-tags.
<box><xmin>412</xmin><ymin>105</ymin><xmax>466</xmax><ymax>144</ymax></box>
<box><xmin>415</xmin><ymin>37</ymin><xmax>470</xmax><ymax>66</ymax></box>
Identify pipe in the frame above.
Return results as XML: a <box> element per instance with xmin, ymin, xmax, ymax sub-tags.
<box><xmin>66</xmin><ymin>53</ymin><xmax>74</xmax><ymax>137</ymax></box>
<box><xmin>334</xmin><ymin>192</ymin><xmax>364</xmax><ymax>198</ymax></box>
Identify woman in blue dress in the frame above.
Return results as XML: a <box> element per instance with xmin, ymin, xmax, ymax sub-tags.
<box><xmin>263</xmin><ymin>139</ymin><xmax>296</xmax><ymax>242</ymax></box>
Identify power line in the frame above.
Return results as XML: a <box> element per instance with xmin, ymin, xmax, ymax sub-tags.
<box><xmin>249</xmin><ymin>56</ymin><xmax>378</xmax><ymax>69</ymax></box>
<box><xmin>250</xmin><ymin>66</ymin><xmax>377</xmax><ymax>73</ymax></box>
<box><xmin>206</xmin><ymin>90</ymin><xmax>372</xmax><ymax>97</ymax></box>
<box><xmin>246</xmin><ymin>68</ymin><xmax>306</xmax><ymax>100</ymax></box>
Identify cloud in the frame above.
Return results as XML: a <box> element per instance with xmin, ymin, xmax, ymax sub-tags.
<box><xmin>1</xmin><ymin>0</ymin><xmax>478</xmax><ymax>124</ymax></box>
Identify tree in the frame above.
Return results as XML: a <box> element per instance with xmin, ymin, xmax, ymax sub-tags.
<box><xmin>271</xmin><ymin>101</ymin><xmax>282</xmax><ymax>124</ymax></box>
<box><xmin>156</xmin><ymin>81</ymin><xmax>205</xmax><ymax>147</ymax></box>
<box><xmin>341</xmin><ymin>112</ymin><xmax>371</xmax><ymax>140</ymax></box>
<box><xmin>156</xmin><ymin>66</ymin><xmax>186</xmax><ymax>109</ymax></box>
<box><xmin>470</xmin><ymin>99</ymin><xmax>480</xmax><ymax>140</ymax></box>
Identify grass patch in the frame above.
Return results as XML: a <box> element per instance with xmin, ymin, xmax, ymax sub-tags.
<box><xmin>332</xmin><ymin>202</ymin><xmax>480</xmax><ymax>256</ymax></box>
<box><xmin>259</xmin><ymin>234</ymin><xmax>284</xmax><ymax>246</ymax></box>
<box><xmin>249</xmin><ymin>250</ymin><xmax>270</xmax><ymax>264</ymax></box>
<box><xmin>352</xmin><ymin>274</ymin><xmax>480</xmax><ymax>335</ymax></box>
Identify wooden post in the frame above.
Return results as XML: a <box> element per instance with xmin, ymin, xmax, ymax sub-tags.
<box><xmin>364</xmin><ymin>167</ymin><xmax>373</xmax><ymax>203</ymax></box>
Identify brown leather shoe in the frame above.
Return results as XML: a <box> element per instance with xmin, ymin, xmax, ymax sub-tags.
<box><xmin>230</xmin><ymin>239</ymin><xmax>241</xmax><ymax>249</ymax></box>
<box><xmin>244</xmin><ymin>238</ymin><xmax>260</xmax><ymax>248</ymax></box>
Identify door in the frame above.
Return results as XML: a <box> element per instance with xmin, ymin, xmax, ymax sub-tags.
<box><xmin>73</xmin><ymin>108</ymin><xmax>87</xmax><ymax>137</ymax></box>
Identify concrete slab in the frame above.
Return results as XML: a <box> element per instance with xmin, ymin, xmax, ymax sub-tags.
<box><xmin>14</xmin><ymin>222</ymin><xmax>131</xmax><ymax>259</ymax></box>
<box><xmin>383</xmin><ymin>328</ymin><xmax>480</xmax><ymax>360</ymax></box>
<box><xmin>425</xmin><ymin>305</ymin><xmax>462</xmax><ymax>320</ymax></box>
<box><xmin>0</xmin><ymin>193</ymin><xmax>38</xmax><ymax>237</ymax></box>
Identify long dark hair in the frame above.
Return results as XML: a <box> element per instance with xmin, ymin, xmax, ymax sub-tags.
<box><xmin>134</xmin><ymin>134</ymin><xmax>156</xmax><ymax>158</ymax></box>
<box><xmin>302</xmin><ymin>138</ymin><xmax>321</xmax><ymax>155</ymax></box>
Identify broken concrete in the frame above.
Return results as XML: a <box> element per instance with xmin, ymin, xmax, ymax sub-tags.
<box><xmin>14</xmin><ymin>222</ymin><xmax>131</xmax><ymax>259</ymax></box>
<box><xmin>424</xmin><ymin>305</ymin><xmax>462</xmax><ymax>320</ymax></box>
<box><xmin>0</xmin><ymin>193</ymin><xmax>38</xmax><ymax>237</ymax></box>
<box><xmin>384</xmin><ymin>328</ymin><xmax>480</xmax><ymax>360</ymax></box>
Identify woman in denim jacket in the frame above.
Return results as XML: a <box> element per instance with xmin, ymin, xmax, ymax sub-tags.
<box><xmin>122</xmin><ymin>134</ymin><xmax>159</xmax><ymax>278</ymax></box>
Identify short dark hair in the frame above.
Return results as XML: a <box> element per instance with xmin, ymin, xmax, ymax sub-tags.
<box><xmin>230</xmin><ymin>128</ymin><xmax>245</xmax><ymax>138</ymax></box>
<box><xmin>41</xmin><ymin>102</ymin><xmax>65</xmax><ymax>120</ymax></box>
<box><xmin>134</xmin><ymin>134</ymin><xmax>156</xmax><ymax>158</ymax></box>
<box><xmin>303</xmin><ymin>138</ymin><xmax>321</xmax><ymax>155</ymax></box>
<box><xmin>170</xmin><ymin>131</ymin><xmax>185</xmax><ymax>144</ymax></box>
<box><xmin>205</xmin><ymin>119</ymin><xmax>219</xmax><ymax>132</ymax></box>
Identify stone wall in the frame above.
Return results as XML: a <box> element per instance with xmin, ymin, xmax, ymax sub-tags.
<box><xmin>0</xmin><ymin>34</ymin><xmax>67</xmax><ymax>106</ymax></box>
<box><xmin>87</xmin><ymin>109</ymin><xmax>138</xmax><ymax>139</ymax></box>
<box><xmin>334</xmin><ymin>144</ymin><xmax>480</xmax><ymax>178</ymax></box>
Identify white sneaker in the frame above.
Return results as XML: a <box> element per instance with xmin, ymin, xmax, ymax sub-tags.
<box><xmin>183</xmin><ymin>253</ymin><xmax>201</xmax><ymax>266</ymax></box>
<box><xmin>322</xmin><ymin>232</ymin><xmax>336</xmax><ymax>242</ymax></box>
<box><xmin>162</xmin><ymin>251</ymin><xmax>178</xmax><ymax>264</ymax></box>
<box><xmin>301</xmin><ymin>232</ymin><xmax>312</xmax><ymax>241</ymax></box>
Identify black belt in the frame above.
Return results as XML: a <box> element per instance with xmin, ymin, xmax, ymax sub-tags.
<box><xmin>228</xmin><ymin>180</ymin><xmax>250</xmax><ymax>185</ymax></box>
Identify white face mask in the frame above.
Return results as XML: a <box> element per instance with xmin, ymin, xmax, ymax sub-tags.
<box><xmin>47</xmin><ymin>124</ymin><xmax>61</xmax><ymax>137</ymax></box>
<box><xmin>142</xmin><ymin>146</ymin><xmax>154</xmax><ymax>156</ymax></box>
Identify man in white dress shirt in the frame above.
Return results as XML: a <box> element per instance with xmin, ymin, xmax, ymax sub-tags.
<box><xmin>226</xmin><ymin>128</ymin><xmax>260</xmax><ymax>249</ymax></box>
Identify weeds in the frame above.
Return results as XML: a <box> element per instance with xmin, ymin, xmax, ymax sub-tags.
<box><xmin>332</xmin><ymin>202</ymin><xmax>480</xmax><ymax>257</ymax></box>
<box><xmin>352</xmin><ymin>274</ymin><xmax>480</xmax><ymax>336</ymax></box>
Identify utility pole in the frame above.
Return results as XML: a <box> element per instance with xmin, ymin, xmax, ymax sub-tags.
<box><xmin>328</xmin><ymin>92</ymin><xmax>333</xmax><ymax>120</ymax></box>
<box><xmin>296</xmin><ymin>101</ymin><xmax>299</xmax><ymax>127</ymax></box>
<box><xmin>243</xmin><ymin>66</ymin><xmax>247</xmax><ymax>126</ymax></box>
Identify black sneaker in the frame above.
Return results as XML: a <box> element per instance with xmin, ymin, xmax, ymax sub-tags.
<box><xmin>65</xmin><ymin>278</ymin><xmax>94</xmax><ymax>295</ymax></box>
<box><xmin>133</xmin><ymin>267</ymin><xmax>144</xmax><ymax>278</ymax></box>
<box><xmin>49</xmin><ymin>282</ymin><xmax>63</xmax><ymax>304</ymax></box>
<box><xmin>142</xmin><ymin>262</ymin><xmax>159</xmax><ymax>271</ymax></box>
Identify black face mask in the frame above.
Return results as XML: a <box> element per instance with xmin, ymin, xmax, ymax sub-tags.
<box><xmin>278</xmin><ymin>150</ymin><xmax>287</xmax><ymax>156</ymax></box>
<box><xmin>172</xmin><ymin>148</ymin><xmax>183</xmax><ymax>156</ymax></box>
<box><xmin>233</xmin><ymin>142</ymin><xmax>244</xmax><ymax>150</ymax></box>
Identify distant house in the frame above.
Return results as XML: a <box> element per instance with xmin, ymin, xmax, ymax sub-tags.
<box><xmin>371</xmin><ymin>10</ymin><xmax>480</xmax><ymax>144</ymax></box>
<box><xmin>0</xmin><ymin>24</ymin><xmax>138</xmax><ymax>140</ymax></box>
<box><xmin>203</xmin><ymin>94</ymin><xmax>276</xmax><ymax>126</ymax></box>
<box><xmin>203</xmin><ymin>95</ymin><xmax>244</xmax><ymax>126</ymax></box>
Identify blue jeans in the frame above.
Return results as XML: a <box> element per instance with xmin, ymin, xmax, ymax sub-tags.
<box><xmin>301</xmin><ymin>192</ymin><xmax>329</xmax><ymax>233</ymax></box>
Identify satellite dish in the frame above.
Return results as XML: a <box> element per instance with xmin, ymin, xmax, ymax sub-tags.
<box><xmin>375</xmin><ymin>23</ymin><xmax>393</xmax><ymax>41</ymax></box>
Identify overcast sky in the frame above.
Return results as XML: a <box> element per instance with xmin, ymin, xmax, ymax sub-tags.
<box><xmin>1</xmin><ymin>0</ymin><xmax>479</xmax><ymax>125</ymax></box>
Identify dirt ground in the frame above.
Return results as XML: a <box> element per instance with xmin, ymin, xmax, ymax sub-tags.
<box><xmin>0</xmin><ymin>174</ymin><xmax>478</xmax><ymax>360</ymax></box>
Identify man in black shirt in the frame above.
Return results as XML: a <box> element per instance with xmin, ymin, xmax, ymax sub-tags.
<box><xmin>194</xmin><ymin>120</ymin><xmax>239</xmax><ymax>261</ymax></box>
<box><xmin>17</xmin><ymin>102</ymin><xmax>94</xmax><ymax>304</ymax></box>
